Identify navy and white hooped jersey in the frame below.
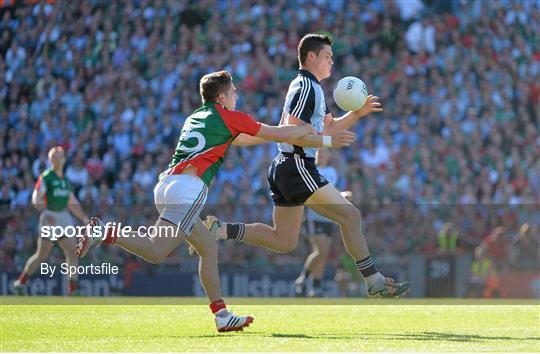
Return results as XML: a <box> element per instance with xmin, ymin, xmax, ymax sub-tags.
<box><xmin>277</xmin><ymin>69</ymin><xmax>330</xmax><ymax>158</ymax></box>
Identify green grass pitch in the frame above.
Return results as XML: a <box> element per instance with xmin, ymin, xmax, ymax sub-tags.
<box><xmin>1</xmin><ymin>297</ymin><xmax>539</xmax><ymax>352</ymax></box>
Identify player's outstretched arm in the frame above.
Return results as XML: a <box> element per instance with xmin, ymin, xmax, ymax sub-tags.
<box><xmin>68</xmin><ymin>193</ymin><xmax>89</xmax><ymax>224</ymax></box>
<box><xmin>233</xmin><ymin>129</ymin><xmax>355</xmax><ymax>148</ymax></box>
<box><xmin>324</xmin><ymin>95</ymin><xmax>382</xmax><ymax>135</ymax></box>
<box><xmin>286</xmin><ymin>129</ymin><xmax>356</xmax><ymax>148</ymax></box>
<box><xmin>232</xmin><ymin>124</ymin><xmax>314</xmax><ymax>146</ymax></box>
<box><xmin>281</xmin><ymin>113</ymin><xmax>355</xmax><ymax>148</ymax></box>
<box><xmin>232</xmin><ymin>133</ymin><xmax>269</xmax><ymax>146</ymax></box>
<box><xmin>254</xmin><ymin>123</ymin><xmax>315</xmax><ymax>143</ymax></box>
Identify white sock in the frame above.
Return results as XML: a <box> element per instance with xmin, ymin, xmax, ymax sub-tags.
<box><xmin>365</xmin><ymin>272</ymin><xmax>386</xmax><ymax>290</ymax></box>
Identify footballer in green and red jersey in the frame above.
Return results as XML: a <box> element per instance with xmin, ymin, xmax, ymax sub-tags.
<box><xmin>14</xmin><ymin>146</ymin><xmax>89</xmax><ymax>296</ymax></box>
<box><xmin>35</xmin><ymin>167</ymin><xmax>73</xmax><ymax>212</ymax></box>
<box><xmin>77</xmin><ymin>71</ymin><xmax>314</xmax><ymax>332</ymax></box>
<box><xmin>160</xmin><ymin>102</ymin><xmax>261</xmax><ymax>186</ymax></box>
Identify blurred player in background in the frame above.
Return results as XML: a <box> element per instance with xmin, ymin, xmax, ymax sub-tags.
<box><xmin>205</xmin><ymin>34</ymin><xmax>410</xmax><ymax>298</ymax></box>
<box><xmin>77</xmin><ymin>70</ymin><xmax>322</xmax><ymax>332</ymax></box>
<box><xmin>295</xmin><ymin>148</ymin><xmax>352</xmax><ymax>297</ymax></box>
<box><xmin>13</xmin><ymin>146</ymin><xmax>89</xmax><ymax>295</ymax></box>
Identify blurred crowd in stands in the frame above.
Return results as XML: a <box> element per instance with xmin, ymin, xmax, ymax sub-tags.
<box><xmin>1</xmin><ymin>0</ymin><xmax>538</xmax><ymax>276</ymax></box>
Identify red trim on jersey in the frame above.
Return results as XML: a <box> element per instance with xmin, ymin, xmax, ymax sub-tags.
<box><xmin>34</xmin><ymin>175</ymin><xmax>47</xmax><ymax>206</ymax></box>
<box><xmin>214</xmin><ymin>104</ymin><xmax>261</xmax><ymax>136</ymax></box>
<box><xmin>34</xmin><ymin>176</ymin><xmax>42</xmax><ymax>191</ymax></box>
<box><xmin>168</xmin><ymin>105</ymin><xmax>260</xmax><ymax>179</ymax></box>
<box><xmin>169</xmin><ymin>140</ymin><xmax>232</xmax><ymax>178</ymax></box>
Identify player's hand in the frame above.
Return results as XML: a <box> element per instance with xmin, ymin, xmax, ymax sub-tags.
<box><xmin>355</xmin><ymin>95</ymin><xmax>383</xmax><ymax>117</ymax></box>
<box><xmin>331</xmin><ymin>130</ymin><xmax>356</xmax><ymax>148</ymax></box>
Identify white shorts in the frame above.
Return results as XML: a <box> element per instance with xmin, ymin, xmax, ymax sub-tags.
<box><xmin>39</xmin><ymin>209</ymin><xmax>75</xmax><ymax>240</ymax></box>
<box><xmin>154</xmin><ymin>174</ymin><xmax>208</xmax><ymax>236</ymax></box>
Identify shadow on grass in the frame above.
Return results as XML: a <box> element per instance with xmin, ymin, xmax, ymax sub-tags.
<box><xmin>187</xmin><ymin>331</ymin><xmax>540</xmax><ymax>342</ymax></box>
<box><xmin>389</xmin><ymin>332</ymin><xmax>540</xmax><ymax>342</ymax></box>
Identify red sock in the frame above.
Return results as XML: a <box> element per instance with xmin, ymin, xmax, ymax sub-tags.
<box><xmin>69</xmin><ymin>280</ymin><xmax>77</xmax><ymax>294</ymax></box>
<box><xmin>103</xmin><ymin>225</ymin><xmax>119</xmax><ymax>245</ymax></box>
<box><xmin>17</xmin><ymin>273</ymin><xmax>28</xmax><ymax>284</ymax></box>
<box><xmin>210</xmin><ymin>299</ymin><xmax>227</xmax><ymax>315</ymax></box>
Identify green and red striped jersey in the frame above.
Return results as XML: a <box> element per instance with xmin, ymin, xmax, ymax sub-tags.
<box><xmin>35</xmin><ymin>168</ymin><xmax>72</xmax><ymax>212</ymax></box>
<box><xmin>161</xmin><ymin>102</ymin><xmax>261</xmax><ymax>186</ymax></box>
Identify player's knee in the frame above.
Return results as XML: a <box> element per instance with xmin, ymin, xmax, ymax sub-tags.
<box><xmin>147</xmin><ymin>255</ymin><xmax>165</xmax><ymax>264</ymax></box>
<box><xmin>146</xmin><ymin>250</ymin><xmax>169</xmax><ymax>264</ymax></box>
<box><xmin>195</xmin><ymin>240</ymin><xmax>217</xmax><ymax>259</ymax></box>
<box><xmin>277</xmin><ymin>245</ymin><xmax>296</xmax><ymax>253</ymax></box>
<box><xmin>338</xmin><ymin>207</ymin><xmax>361</xmax><ymax>226</ymax></box>
<box><xmin>276</xmin><ymin>239</ymin><xmax>298</xmax><ymax>253</ymax></box>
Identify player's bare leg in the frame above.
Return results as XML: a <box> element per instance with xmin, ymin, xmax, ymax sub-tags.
<box><xmin>114</xmin><ymin>218</ymin><xmax>184</xmax><ymax>264</ymax></box>
<box><xmin>58</xmin><ymin>236</ymin><xmax>79</xmax><ymax>294</ymax></box>
<box><xmin>305</xmin><ymin>184</ymin><xmax>369</xmax><ymax>260</ymax></box>
<box><xmin>20</xmin><ymin>236</ymin><xmax>54</xmax><ymax>277</ymax></box>
<box><xmin>296</xmin><ymin>237</ymin><xmax>321</xmax><ymax>293</ymax></box>
<box><xmin>105</xmin><ymin>217</ymin><xmax>221</xmax><ymax>301</ymax></box>
<box><xmin>205</xmin><ymin>194</ymin><xmax>352</xmax><ymax>257</ymax></box>
<box><xmin>218</xmin><ymin>205</ymin><xmax>304</xmax><ymax>253</ymax></box>
<box><xmin>13</xmin><ymin>236</ymin><xmax>53</xmax><ymax>294</ymax></box>
<box><xmin>305</xmin><ymin>235</ymin><xmax>332</xmax><ymax>280</ymax></box>
<box><xmin>206</xmin><ymin>183</ymin><xmax>410</xmax><ymax>298</ymax></box>
<box><xmin>208</xmin><ymin>206</ymin><xmax>314</xmax><ymax>297</ymax></box>
<box><xmin>77</xmin><ymin>217</ymin><xmax>185</xmax><ymax>267</ymax></box>
<box><xmin>186</xmin><ymin>219</ymin><xmax>222</xmax><ymax>302</ymax></box>
<box><xmin>114</xmin><ymin>217</ymin><xmax>222</xmax><ymax>303</ymax></box>
<box><xmin>78</xmin><ymin>216</ymin><xmax>253</xmax><ymax>331</ymax></box>
<box><xmin>305</xmin><ymin>184</ymin><xmax>410</xmax><ymax>297</ymax></box>
<box><xmin>120</xmin><ymin>217</ymin><xmax>253</xmax><ymax>331</ymax></box>
<box><xmin>295</xmin><ymin>235</ymin><xmax>331</xmax><ymax>297</ymax></box>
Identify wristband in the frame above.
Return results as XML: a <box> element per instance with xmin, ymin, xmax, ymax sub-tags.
<box><xmin>322</xmin><ymin>135</ymin><xmax>332</xmax><ymax>147</ymax></box>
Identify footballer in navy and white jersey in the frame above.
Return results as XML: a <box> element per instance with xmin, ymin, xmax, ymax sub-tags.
<box><xmin>268</xmin><ymin>69</ymin><xmax>330</xmax><ymax>206</ymax></box>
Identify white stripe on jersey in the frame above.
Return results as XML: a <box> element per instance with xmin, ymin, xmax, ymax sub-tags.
<box><xmin>278</xmin><ymin>71</ymin><xmax>325</xmax><ymax>158</ymax></box>
<box><xmin>291</xmin><ymin>77</ymin><xmax>312</xmax><ymax>119</ymax></box>
<box><xmin>290</xmin><ymin>78</ymin><xmax>304</xmax><ymax>118</ymax></box>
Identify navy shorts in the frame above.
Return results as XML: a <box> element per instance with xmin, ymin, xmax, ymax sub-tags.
<box><xmin>267</xmin><ymin>152</ymin><xmax>329</xmax><ymax>207</ymax></box>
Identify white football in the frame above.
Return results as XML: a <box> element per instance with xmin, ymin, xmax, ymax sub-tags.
<box><xmin>333</xmin><ymin>76</ymin><xmax>368</xmax><ymax>112</ymax></box>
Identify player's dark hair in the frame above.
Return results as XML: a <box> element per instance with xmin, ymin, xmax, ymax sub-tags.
<box><xmin>298</xmin><ymin>34</ymin><xmax>333</xmax><ymax>65</ymax></box>
<box><xmin>199</xmin><ymin>70</ymin><xmax>233</xmax><ymax>103</ymax></box>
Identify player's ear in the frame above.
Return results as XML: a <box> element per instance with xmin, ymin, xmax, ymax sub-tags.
<box><xmin>217</xmin><ymin>91</ymin><xmax>225</xmax><ymax>104</ymax></box>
